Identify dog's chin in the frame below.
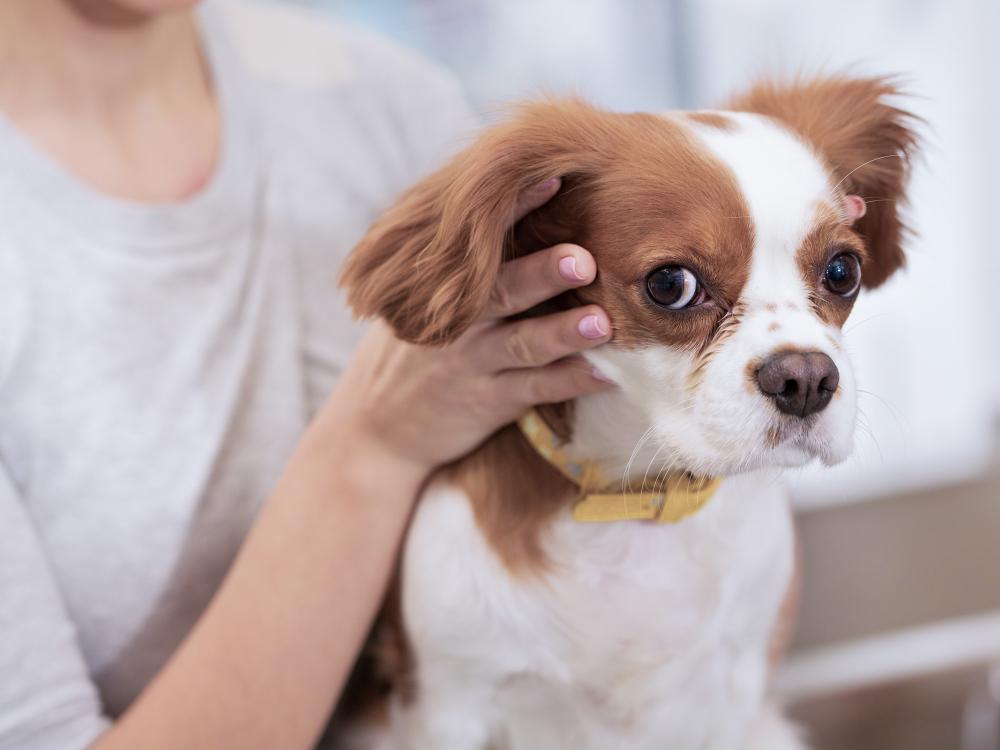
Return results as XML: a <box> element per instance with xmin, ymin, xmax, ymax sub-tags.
<box><xmin>664</xmin><ymin>445</ymin><xmax>791</xmax><ymax>479</ymax></box>
<box><xmin>771</xmin><ymin>428</ymin><xmax>852</xmax><ymax>469</ymax></box>
<box><xmin>679</xmin><ymin>422</ymin><xmax>853</xmax><ymax>477</ymax></box>
<box><xmin>769</xmin><ymin>443</ymin><xmax>826</xmax><ymax>469</ymax></box>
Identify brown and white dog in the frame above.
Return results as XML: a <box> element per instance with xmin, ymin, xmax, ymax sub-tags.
<box><xmin>337</xmin><ymin>76</ymin><xmax>918</xmax><ymax>749</ymax></box>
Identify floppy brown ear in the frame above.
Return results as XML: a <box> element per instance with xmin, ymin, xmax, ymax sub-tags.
<box><xmin>340</xmin><ymin>101</ymin><xmax>606</xmax><ymax>345</ymax></box>
<box><xmin>729</xmin><ymin>76</ymin><xmax>920</xmax><ymax>288</ymax></box>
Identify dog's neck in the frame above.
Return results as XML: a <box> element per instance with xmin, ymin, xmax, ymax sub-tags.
<box><xmin>560</xmin><ymin>389</ymin><xmax>683</xmax><ymax>489</ymax></box>
<box><xmin>445</xmin><ymin>387</ymin><xmax>715</xmax><ymax>574</ymax></box>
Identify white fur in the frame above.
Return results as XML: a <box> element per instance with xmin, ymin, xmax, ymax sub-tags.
<box><xmin>351</xmin><ymin>113</ymin><xmax>870</xmax><ymax>750</ymax></box>
<box><xmin>393</xmin><ymin>473</ymin><xmax>794</xmax><ymax>750</ymax></box>
<box><xmin>580</xmin><ymin>113</ymin><xmax>858</xmax><ymax>481</ymax></box>
<box><xmin>689</xmin><ymin>113</ymin><xmax>857</xmax><ymax>469</ymax></box>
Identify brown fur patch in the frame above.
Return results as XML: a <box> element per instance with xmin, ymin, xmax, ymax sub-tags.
<box><xmin>336</xmin><ymin>426</ymin><xmax>576</xmax><ymax>726</ymax></box>
<box><xmin>796</xmin><ymin>205</ymin><xmax>867</xmax><ymax>328</ymax></box>
<box><xmin>536</xmin><ymin>401</ymin><xmax>574</xmax><ymax>443</ymax></box>
<box><xmin>765</xmin><ymin>425</ymin><xmax>783</xmax><ymax>449</ymax></box>
<box><xmin>767</xmin><ymin>322</ymin><xmax>781</xmax><ymax>333</ymax></box>
<box><xmin>688</xmin><ymin>303</ymin><xmax>746</xmax><ymax>391</ymax></box>
<box><xmin>745</xmin><ymin>357</ymin><xmax>763</xmax><ymax>395</ymax></box>
<box><xmin>333</xmin><ymin>575</ymin><xmax>411</xmax><ymax>727</ymax></box>
<box><xmin>729</xmin><ymin>76</ymin><xmax>920</xmax><ymax>288</ymax></box>
<box><xmin>343</xmin><ymin>99</ymin><xmax>756</xmax><ymax>354</ymax></box>
<box><xmin>511</xmin><ymin>111</ymin><xmax>756</xmax><ymax>354</ymax></box>
<box><xmin>445</xmin><ymin>424</ymin><xmax>576</xmax><ymax>573</ymax></box>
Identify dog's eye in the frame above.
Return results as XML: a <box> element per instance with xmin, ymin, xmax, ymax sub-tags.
<box><xmin>646</xmin><ymin>266</ymin><xmax>702</xmax><ymax>309</ymax></box>
<box><xmin>823</xmin><ymin>253</ymin><xmax>862</xmax><ymax>297</ymax></box>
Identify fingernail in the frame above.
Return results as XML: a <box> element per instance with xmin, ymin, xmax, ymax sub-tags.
<box><xmin>558</xmin><ymin>256</ymin><xmax>585</xmax><ymax>282</ymax></box>
<box><xmin>591</xmin><ymin>366</ymin><xmax>616</xmax><ymax>384</ymax></box>
<box><xmin>578</xmin><ymin>314</ymin><xmax>609</xmax><ymax>339</ymax></box>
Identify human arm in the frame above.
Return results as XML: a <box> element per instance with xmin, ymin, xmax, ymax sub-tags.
<box><xmin>0</xmin><ymin>4</ymin><xmax>612</xmax><ymax>748</ymax></box>
<box><xmin>88</xmin><ymin>189</ymin><xmax>611</xmax><ymax>750</ymax></box>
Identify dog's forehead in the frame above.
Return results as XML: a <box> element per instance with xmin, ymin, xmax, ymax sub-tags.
<box><xmin>673</xmin><ymin>111</ymin><xmax>841</xmax><ymax>305</ymax></box>
<box><xmin>679</xmin><ymin>111</ymin><xmax>836</xmax><ymax>258</ymax></box>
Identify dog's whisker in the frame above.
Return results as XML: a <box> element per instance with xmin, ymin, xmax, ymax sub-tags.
<box><xmin>856</xmin><ymin>388</ymin><xmax>906</xmax><ymax>430</ymax></box>
<box><xmin>620</xmin><ymin>432</ymin><xmax>648</xmax><ymax>488</ymax></box>
<box><xmin>620</xmin><ymin>424</ymin><xmax>658</xmax><ymax>493</ymax></box>
<box><xmin>854</xmin><ymin>407</ymin><xmax>886</xmax><ymax>466</ymax></box>
<box><xmin>639</xmin><ymin>440</ymin><xmax>669</xmax><ymax>495</ymax></box>
<box><xmin>649</xmin><ymin>453</ymin><xmax>672</xmax><ymax>495</ymax></box>
<box><xmin>832</xmin><ymin>153</ymin><xmax>900</xmax><ymax>193</ymax></box>
<box><xmin>843</xmin><ymin>311</ymin><xmax>893</xmax><ymax>335</ymax></box>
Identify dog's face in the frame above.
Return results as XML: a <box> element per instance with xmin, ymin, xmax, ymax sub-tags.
<box><xmin>557</xmin><ymin>111</ymin><xmax>877</xmax><ymax>476</ymax></box>
<box><xmin>343</xmin><ymin>77</ymin><xmax>917</xmax><ymax>478</ymax></box>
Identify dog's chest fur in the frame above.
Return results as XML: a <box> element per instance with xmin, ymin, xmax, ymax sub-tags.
<box><xmin>397</xmin><ymin>471</ymin><xmax>793</xmax><ymax>749</ymax></box>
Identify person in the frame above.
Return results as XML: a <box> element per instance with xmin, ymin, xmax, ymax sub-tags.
<box><xmin>0</xmin><ymin>1</ymin><xmax>615</xmax><ymax>748</ymax></box>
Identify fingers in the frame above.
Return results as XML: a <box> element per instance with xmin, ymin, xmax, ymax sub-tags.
<box><xmin>499</xmin><ymin>356</ymin><xmax>615</xmax><ymax>409</ymax></box>
<box><xmin>481</xmin><ymin>305</ymin><xmax>611</xmax><ymax>370</ymax></box>
<box><xmin>484</xmin><ymin>243</ymin><xmax>597</xmax><ymax>320</ymax></box>
<box><xmin>484</xmin><ymin>178</ymin><xmax>593</xmax><ymax>321</ymax></box>
<box><xmin>511</xmin><ymin>176</ymin><xmax>561</xmax><ymax>224</ymax></box>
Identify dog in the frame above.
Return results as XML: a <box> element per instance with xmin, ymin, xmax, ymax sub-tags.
<box><xmin>336</xmin><ymin>76</ymin><xmax>918</xmax><ymax>749</ymax></box>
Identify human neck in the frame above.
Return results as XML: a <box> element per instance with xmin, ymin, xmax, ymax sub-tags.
<box><xmin>0</xmin><ymin>0</ymin><xmax>218</xmax><ymax>202</ymax></box>
<box><xmin>0</xmin><ymin>1</ymin><xmax>207</xmax><ymax>116</ymax></box>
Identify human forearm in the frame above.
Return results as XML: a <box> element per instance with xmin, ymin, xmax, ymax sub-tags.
<box><xmin>91</xmin><ymin>185</ymin><xmax>613</xmax><ymax>750</ymax></box>
<box><xmin>95</xmin><ymin>414</ymin><xmax>425</xmax><ymax>750</ymax></box>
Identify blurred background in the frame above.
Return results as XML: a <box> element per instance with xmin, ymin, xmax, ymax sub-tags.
<box><xmin>288</xmin><ymin>1</ymin><xmax>1000</xmax><ymax>746</ymax></box>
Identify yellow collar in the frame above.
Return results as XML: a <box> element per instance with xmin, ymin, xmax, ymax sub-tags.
<box><xmin>516</xmin><ymin>409</ymin><xmax>721</xmax><ymax>524</ymax></box>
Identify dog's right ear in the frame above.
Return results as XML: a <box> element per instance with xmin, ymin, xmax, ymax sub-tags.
<box><xmin>340</xmin><ymin>101</ymin><xmax>606</xmax><ymax>345</ymax></box>
<box><xmin>728</xmin><ymin>76</ymin><xmax>920</xmax><ymax>288</ymax></box>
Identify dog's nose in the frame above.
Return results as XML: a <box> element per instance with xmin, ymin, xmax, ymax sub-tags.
<box><xmin>756</xmin><ymin>351</ymin><xmax>840</xmax><ymax>418</ymax></box>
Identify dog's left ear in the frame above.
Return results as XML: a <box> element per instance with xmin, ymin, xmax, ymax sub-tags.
<box><xmin>729</xmin><ymin>76</ymin><xmax>920</xmax><ymax>288</ymax></box>
<box><xmin>340</xmin><ymin>100</ymin><xmax>607</xmax><ymax>345</ymax></box>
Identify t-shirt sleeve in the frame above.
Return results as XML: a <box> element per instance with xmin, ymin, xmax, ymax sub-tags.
<box><xmin>0</xmin><ymin>460</ymin><xmax>109</xmax><ymax>750</ymax></box>
<box><xmin>340</xmin><ymin>23</ymin><xmax>480</xmax><ymax>189</ymax></box>
<box><xmin>391</xmin><ymin>55</ymin><xmax>479</xmax><ymax>181</ymax></box>
<box><xmin>289</xmin><ymin>23</ymin><xmax>481</xmax><ymax>416</ymax></box>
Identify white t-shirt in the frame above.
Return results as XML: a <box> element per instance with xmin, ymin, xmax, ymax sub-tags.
<box><xmin>0</xmin><ymin>2</ymin><xmax>473</xmax><ymax>747</ymax></box>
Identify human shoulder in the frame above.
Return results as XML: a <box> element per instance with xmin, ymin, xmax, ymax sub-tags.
<box><xmin>210</xmin><ymin>0</ymin><xmax>477</xmax><ymax>197</ymax></box>
<box><xmin>211</xmin><ymin>0</ymin><xmax>467</xmax><ymax>112</ymax></box>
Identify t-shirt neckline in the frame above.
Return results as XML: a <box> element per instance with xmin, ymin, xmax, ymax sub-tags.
<box><xmin>0</xmin><ymin>2</ymin><xmax>259</xmax><ymax>249</ymax></box>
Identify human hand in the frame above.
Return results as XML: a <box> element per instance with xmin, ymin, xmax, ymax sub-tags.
<box><xmin>319</xmin><ymin>180</ymin><xmax>613</xmax><ymax>476</ymax></box>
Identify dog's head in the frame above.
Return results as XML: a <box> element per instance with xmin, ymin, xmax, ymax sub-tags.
<box><xmin>342</xmin><ymin>76</ymin><xmax>918</xmax><ymax>478</ymax></box>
